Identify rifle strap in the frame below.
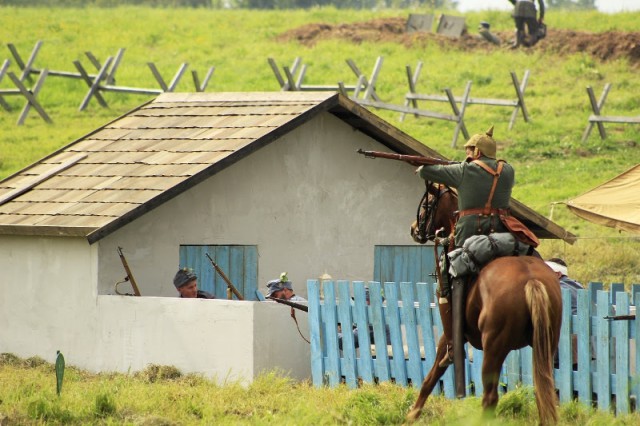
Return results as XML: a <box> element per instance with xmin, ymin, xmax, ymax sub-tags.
<box><xmin>290</xmin><ymin>308</ymin><xmax>310</xmax><ymax>344</ymax></box>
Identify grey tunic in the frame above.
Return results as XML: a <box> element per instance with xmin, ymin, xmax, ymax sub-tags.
<box><xmin>419</xmin><ymin>157</ymin><xmax>515</xmax><ymax>247</ymax></box>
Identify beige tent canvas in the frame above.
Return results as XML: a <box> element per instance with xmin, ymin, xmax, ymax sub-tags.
<box><xmin>566</xmin><ymin>164</ymin><xmax>640</xmax><ymax>234</ymax></box>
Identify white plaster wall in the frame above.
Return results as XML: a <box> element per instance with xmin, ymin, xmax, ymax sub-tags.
<box><xmin>94</xmin><ymin>297</ymin><xmax>310</xmax><ymax>382</ymax></box>
<box><xmin>0</xmin><ymin>236</ymin><xmax>98</xmax><ymax>361</ymax></box>
<box><xmin>98</xmin><ymin>112</ymin><xmax>425</xmax><ymax>298</ymax></box>
<box><xmin>0</xmin><ymin>235</ymin><xmax>310</xmax><ymax>381</ymax></box>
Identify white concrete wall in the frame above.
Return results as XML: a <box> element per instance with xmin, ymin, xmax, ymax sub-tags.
<box><xmin>0</xmin><ymin>235</ymin><xmax>310</xmax><ymax>382</ymax></box>
<box><xmin>97</xmin><ymin>112</ymin><xmax>425</xmax><ymax>298</ymax></box>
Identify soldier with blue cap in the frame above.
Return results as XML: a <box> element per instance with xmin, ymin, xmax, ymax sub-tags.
<box><xmin>266</xmin><ymin>272</ymin><xmax>306</xmax><ymax>302</ymax></box>
<box><xmin>173</xmin><ymin>267</ymin><xmax>215</xmax><ymax>299</ymax></box>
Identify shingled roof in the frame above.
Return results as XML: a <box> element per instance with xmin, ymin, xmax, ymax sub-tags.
<box><xmin>0</xmin><ymin>92</ymin><xmax>575</xmax><ymax>244</ymax></box>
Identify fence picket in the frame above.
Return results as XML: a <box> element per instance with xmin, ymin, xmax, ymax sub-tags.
<box><xmin>307</xmin><ymin>279</ymin><xmax>324</xmax><ymax>387</ymax></box>
<box><xmin>596</xmin><ymin>290</ymin><xmax>611</xmax><ymax>410</ymax></box>
<box><xmin>576</xmin><ymin>289</ymin><xmax>593</xmax><ymax>404</ymax></box>
<box><xmin>558</xmin><ymin>287</ymin><xmax>573</xmax><ymax>403</ymax></box>
<box><xmin>400</xmin><ymin>282</ymin><xmax>424</xmax><ymax>387</ymax></box>
<box><xmin>416</xmin><ymin>283</ymin><xmax>440</xmax><ymax>394</ymax></box>
<box><xmin>614</xmin><ymin>292</ymin><xmax>630</xmax><ymax>415</ymax></box>
<box><xmin>384</xmin><ymin>283</ymin><xmax>408</xmax><ymax>386</ymax></box>
<box><xmin>337</xmin><ymin>280</ymin><xmax>358</xmax><ymax>388</ymax></box>
<box><xmin>352</xmin><ymin>281</ymin><xmax>374</xmax><ymax>383</ymax></box>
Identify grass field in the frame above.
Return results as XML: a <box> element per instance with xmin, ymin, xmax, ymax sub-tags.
<box><xmin>2</xmin><ymin>354</ymin><xmax>639</xmax><ymax>425</ymax></box>
<box><xmin>0</xmin><ymin>8</ymin><xmax>638</xmax><ymax>277</ymax></box>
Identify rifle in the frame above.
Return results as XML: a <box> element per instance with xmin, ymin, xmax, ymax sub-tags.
<box><xmin>268</xmin><ymin>296</ymin><xmax>309</xmax><ymax>312</ymax></box>
<box><xmin>205</xmin><ymin>253</ymin><xmax>244</xmax><ymax>300</ymax></box>
<box><xmin>114</xmin><ymin>247</ymin><xmax>141</xmax><ymax>296</ymax></box>
<box><xmin>357</xmin><ymin>149</ymin><xmax>458</xmax><ymax>166</ymax></box>
<box><xmin>604</xmin><ymin>315</ymin><xmax>636</xmax><ymax>321</ymax></box>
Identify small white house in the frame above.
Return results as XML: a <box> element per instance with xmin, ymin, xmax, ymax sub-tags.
<box><xmin>0</xmin><ymin>92</ymin><xmax>573</xmax><ymax>382</ymax></box>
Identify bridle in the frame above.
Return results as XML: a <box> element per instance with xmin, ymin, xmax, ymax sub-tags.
<box><xmin>415</xmin><ymin>181</ymin><xmax>451</xmax><ymax>244</ymax></box>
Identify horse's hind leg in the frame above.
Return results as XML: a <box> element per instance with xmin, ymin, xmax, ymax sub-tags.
<box><xmin>406</xmin><ymin>335</ymin><xmax>450</xmax><ymax>422</ymax></box>
<box><xmin>480</xmin><ymin>345</ymin><xmax>509</xmax><ymax>412</ymax></box>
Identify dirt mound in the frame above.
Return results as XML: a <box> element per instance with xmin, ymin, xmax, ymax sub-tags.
<box><xmin>277</xmin><ymin>17</ymin><xmax>640</xmax><ymax>65</ymax></box>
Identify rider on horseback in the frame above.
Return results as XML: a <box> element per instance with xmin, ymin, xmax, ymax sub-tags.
<box><xmin>416</xmin><ymin>126</ymin><xmax>514</xmax><ymax>367</ymax></box>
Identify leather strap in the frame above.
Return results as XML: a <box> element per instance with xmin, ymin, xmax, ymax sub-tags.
<box><xmin>472</xmin><ymin>159</ymin><xmax>504</xmax><ymax>215</ymax></box>
<box><xmin>457</xmin><ymin>207</ymin><xmax>510</xmax><ymax>218</ymax></box>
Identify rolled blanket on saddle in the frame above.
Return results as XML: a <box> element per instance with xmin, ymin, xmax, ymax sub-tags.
<box><xmin>448</xmin><ymin>232</ymin><xmax>531</xmax><ymax>277</ymax></box>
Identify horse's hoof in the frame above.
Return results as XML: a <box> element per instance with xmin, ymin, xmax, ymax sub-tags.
<box><xmin>405</xmin><ymin>408</ymin><xmax>421</xmax><ymax>422</ymax></box>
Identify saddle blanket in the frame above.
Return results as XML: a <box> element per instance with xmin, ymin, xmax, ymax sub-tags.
<box><xmin>448</xmin><ymin>232</ymin><xmax>531</xmax><ymax>277</ymax></box>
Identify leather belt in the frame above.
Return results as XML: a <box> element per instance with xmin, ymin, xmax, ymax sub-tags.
<box><xmin>456</xmin><ymin>208</ymin><xmax>511</xmax><ymax>218</ymax></box>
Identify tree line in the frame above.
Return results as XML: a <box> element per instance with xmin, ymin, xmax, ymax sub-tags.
<box><xmin>0</xmin><ymin>0</ymin><xmax>596</xmax><ymax>10</ymax></box>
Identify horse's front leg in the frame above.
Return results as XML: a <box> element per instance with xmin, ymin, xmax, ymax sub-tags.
<box><xmin>406</xmin><ymin>335</ymin><xmax>451</xmax><ymax>422</ymax></box>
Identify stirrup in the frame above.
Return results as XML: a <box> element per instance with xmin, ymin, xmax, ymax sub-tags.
<box><xmin>438</xmin><ymin>346</ymin><xmax>454</xmax><ymax>368</ymax></box>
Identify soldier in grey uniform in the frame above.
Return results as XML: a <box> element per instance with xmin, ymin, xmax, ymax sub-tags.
<box><xmin>173</xmin><ymin>268</ymin><xmax>215</xmax><ymax>299</ymax></box>
<box><xmin>417</xmin><ymin>126</ymin><xmax>514</xmax><ymax>366</ymax></box>
<box><xmin>509</xmin><ymin>0</ymin><xmax>545</xmax><ymax>48</ymax></box>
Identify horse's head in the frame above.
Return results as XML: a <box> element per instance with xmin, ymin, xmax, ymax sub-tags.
<box><xmin>410</xmin><ymin>182</ymin><xmax>457</xmax><ymax>244</ymax></box>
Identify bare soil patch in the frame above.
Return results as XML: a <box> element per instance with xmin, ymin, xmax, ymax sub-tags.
<box><xmin>276</xmin><ymin>17</ymin><xmax>640</xmax><ymax>65</ymax></box>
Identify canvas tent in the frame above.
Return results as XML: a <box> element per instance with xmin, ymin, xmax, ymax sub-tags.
<box><xmin>566</xmin><ymin>164</ymin><xmax>640</xmax><ymax>234</ymax></box>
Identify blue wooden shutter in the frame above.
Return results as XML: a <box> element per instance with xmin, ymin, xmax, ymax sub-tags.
<box><xmin>179</xmin><ymin>245</ymin><xmax>258</xmax><ymax>300</ymax></box>
<box><xmin>373</xmin><ymin>245</ymin><xmax>438</xmax><ymax>289</ymax></box>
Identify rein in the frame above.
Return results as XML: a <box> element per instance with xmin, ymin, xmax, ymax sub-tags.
<box><xmin>416</xmin><ymin>181</ymin><xmax>452</xmax><ymax>243</ymax></box>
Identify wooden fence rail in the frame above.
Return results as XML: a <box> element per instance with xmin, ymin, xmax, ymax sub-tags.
<box><xmin>307</xmin><ymin>280</ymin><xmax>640</xmax><ymax>415</ymax></box>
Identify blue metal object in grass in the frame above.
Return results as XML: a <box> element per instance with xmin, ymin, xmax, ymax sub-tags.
<box><xmin>55</xmin><ymin>350</ymin><xmax>65</xmax><ymax>396</ymax></box>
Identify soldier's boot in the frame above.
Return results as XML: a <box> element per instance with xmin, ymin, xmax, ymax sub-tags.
<box><xmin>437</xmin><ymin>295</ymin><xmax>454</xmax><ymax>368</ymax></box>
<box><xmin>511</xmin><ymin>29</ymin><xmax>525</xmax><ymax>49</ymax></box>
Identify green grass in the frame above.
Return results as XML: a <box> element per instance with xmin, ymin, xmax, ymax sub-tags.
<box><xmin>2</xmin><ymin>354</ymin><xmax>639</xmax><ymax>425</ymax></box>
<box><xmin>1</xmin><ymin>6</ymin><xmax>639</xmax><ymax>285</ymax></box>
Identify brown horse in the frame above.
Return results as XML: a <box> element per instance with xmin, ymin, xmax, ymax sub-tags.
<box><xmin>407</xmin><ymin>182</ymin><xmax>562</xmax><ymax>425</ymax></box>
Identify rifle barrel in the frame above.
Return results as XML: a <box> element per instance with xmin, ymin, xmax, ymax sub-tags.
<box><xmin>268</xmin><ymin>296</ymin><xmax>308</xmax><ymax>312</ymax></box>
<box><xmin>206</xmin><ymin>253</ymin><xmax>244</xmax><ymax>300</ymax></box>
<box><xmin>356</xmin><ymin>149</ymin><xmax>457</xmax><ymax>166</ymax></box>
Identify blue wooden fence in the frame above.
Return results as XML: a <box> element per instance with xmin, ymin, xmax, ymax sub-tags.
<box><xmin>307</xmin><ymin>280</ymin><xmax>640</xmax><ymax>414</ymax></box>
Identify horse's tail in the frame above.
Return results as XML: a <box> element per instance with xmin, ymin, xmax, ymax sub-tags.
<box><xmin>525</xmin><ymin>279</ymin><xmax>559</xmax><ymax>425</ymax></box>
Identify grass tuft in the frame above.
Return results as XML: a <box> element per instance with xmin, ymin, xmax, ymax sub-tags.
<box><xmin>135</xmin><ymin>364</ymin><xmax>183</xmax><ymax>383</ymax></box>
<box><xmin>495</xmin><ymin>386</ymin><xmax>537</xmax><ymax>420</ymax></box>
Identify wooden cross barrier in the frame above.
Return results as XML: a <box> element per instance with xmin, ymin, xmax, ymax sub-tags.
<box><xmin>356</xmin><ymin>85</ymin><xmax>470</xmax><ymax>148</ymax></box>
<box><xmin>354</xmin><ymin>59</ymin><xmax>469</xmax><ymax>147</ymax></box>
<box><xmin>345</xmin><ymin>57</ymin><xmax>383</xmax><ymax>102</ymax></box>
<box><xmin>307</xmin><ymin>279</ymin><xmax>640</xmax><ymax>415</ymax></box>
<box><xmin>191</xmin><ymin>66</ymin><xmax>215</xmax><ymax>92</ymax></box>
<box><xmin>581</xmin><ymin>83</ymin><xmax>640</xmax><ymax>142</ymax></box>
<box><xmin>0</xmin><ymin>59</ymin><xmax>52</xmax><ymax>125</ymax></box>
<box><xmin>74</xmin><ymin>57</ymin><xmax>188</xmax><ymax>111</ymax></box>
<box><xmin>7</xmin><ymin>40</ymin><xmax>124</xmax><ymax>84</ymax></box>
<box><xmin>268</xmin><ymin>57</ymin><xmax>362</xmax><ymax>95</ymax></box>
<box><xmin>401</xmin><ymin>63</ymin><xmax>531</xmax><ymax>144</ymax></box>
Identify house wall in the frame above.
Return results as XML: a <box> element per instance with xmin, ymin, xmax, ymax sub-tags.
<box><xmin>0</xmin><ymin>235</ymin><xmax>310</xmax><ymax>382</ymax></box>
<box><xmin>98</xmin><ymin>112</ymin><xmax>426</xmax><ymax>298</ymax></box>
